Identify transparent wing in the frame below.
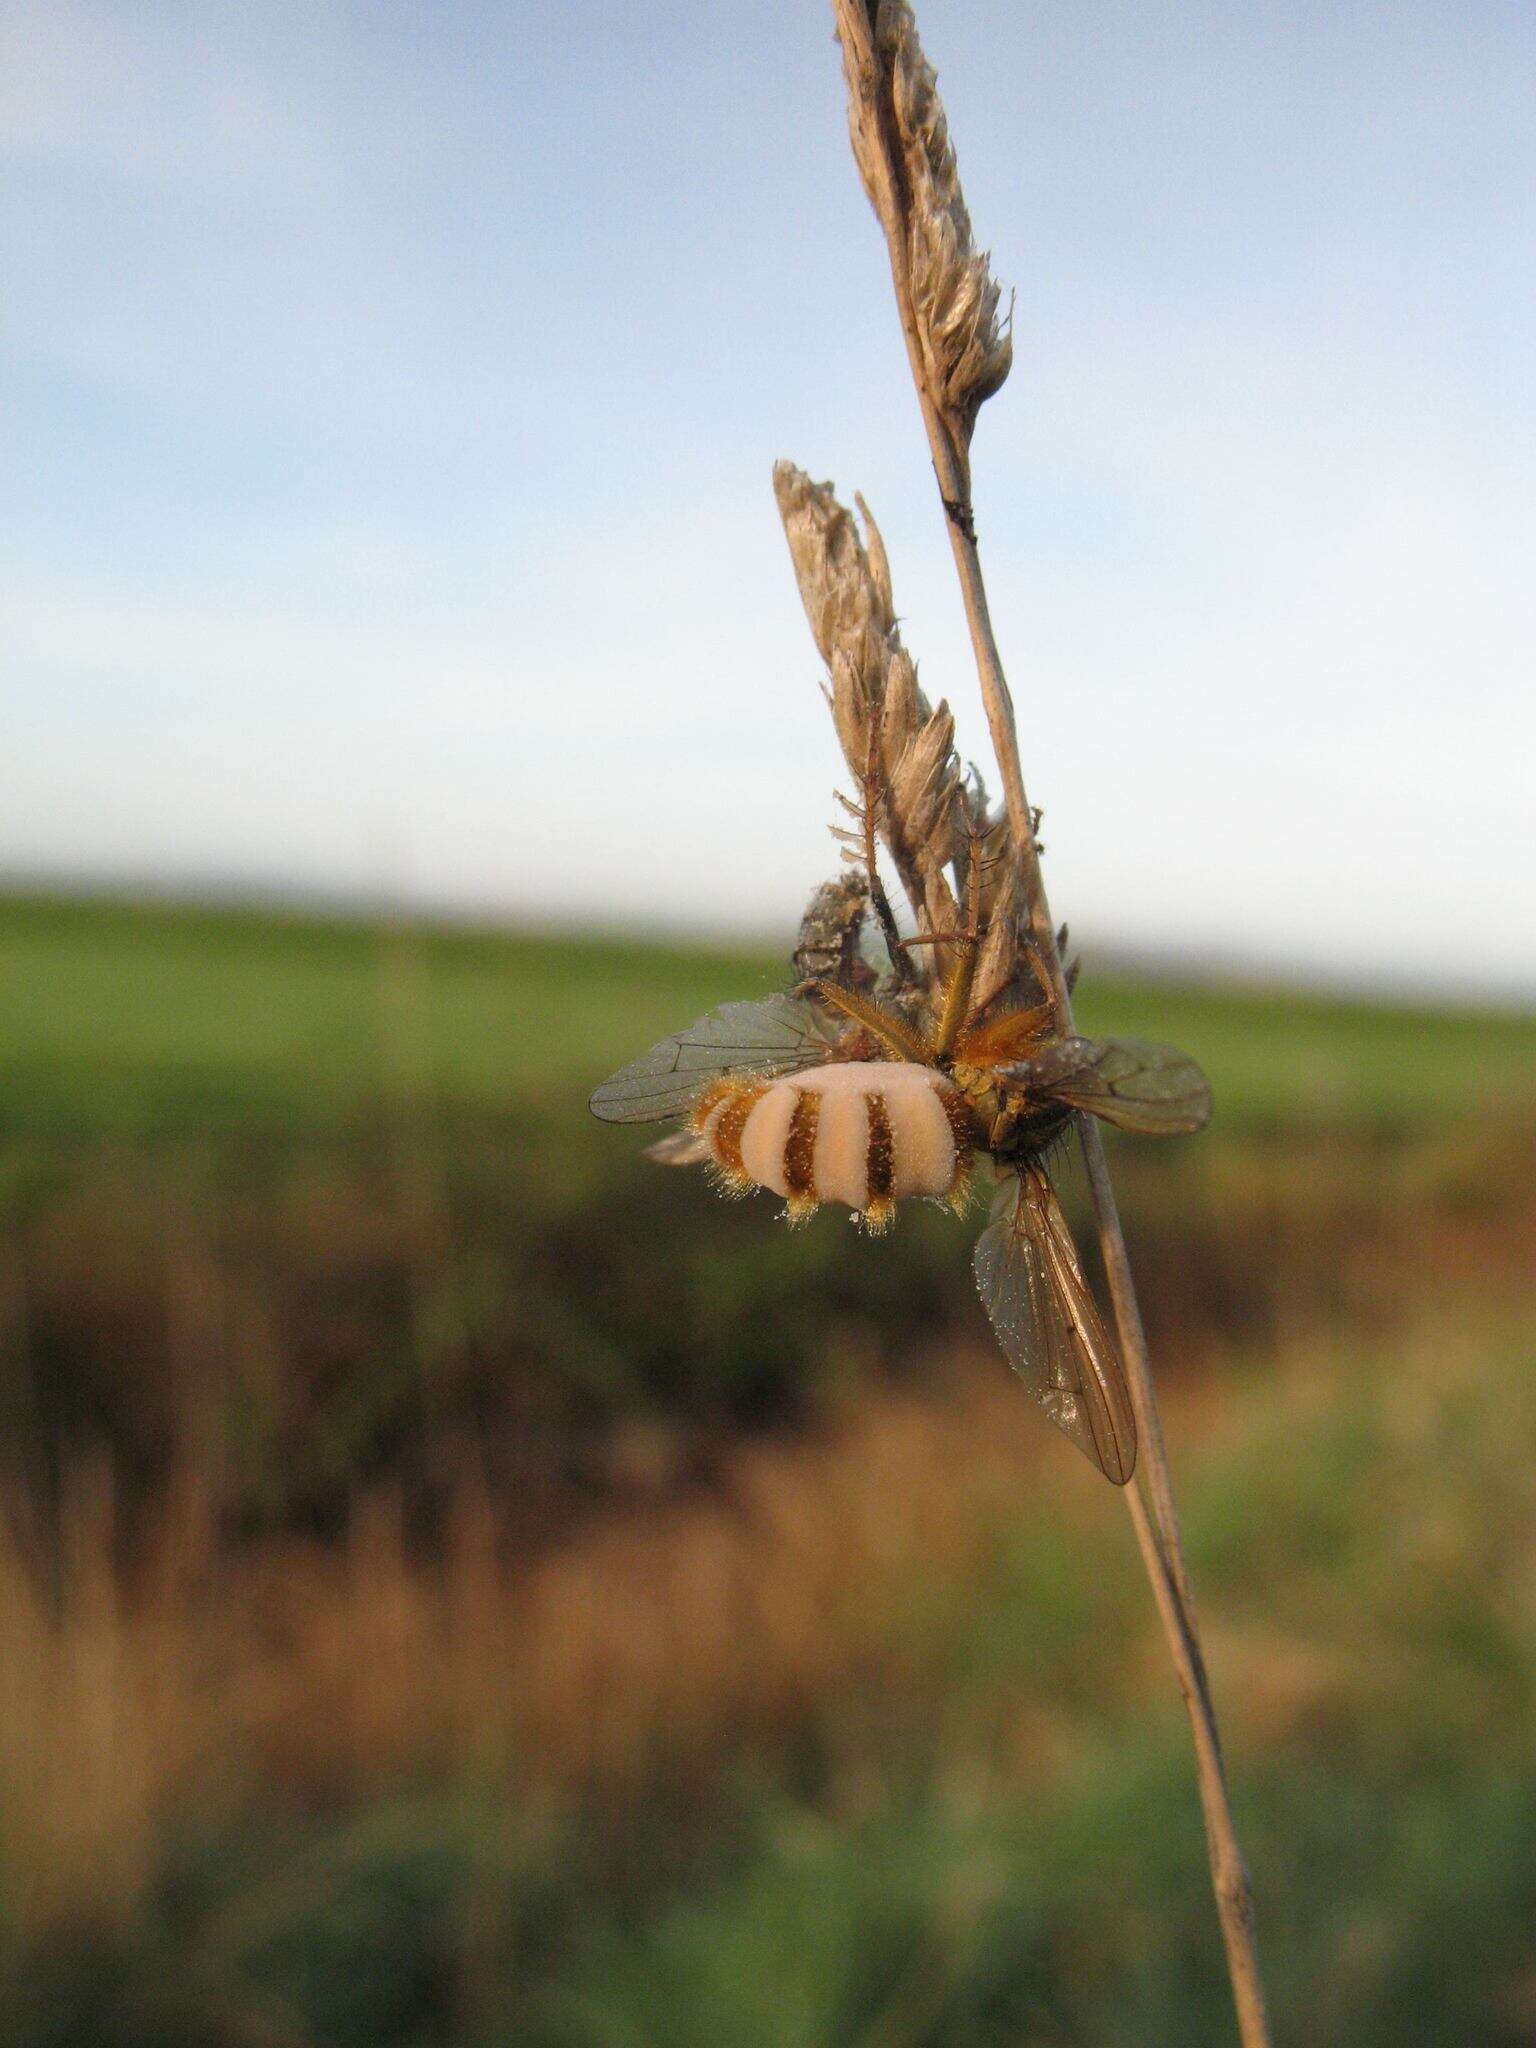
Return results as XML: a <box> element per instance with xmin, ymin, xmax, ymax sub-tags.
<box><xmin>588</xmin><ymin>995</ymin><xmax>835</xmax><ymax>1125</ymax></box>
<box><xmin>972</xmin><ymin>1161</ymin><xmax>1137</xmax><ymax>1485</ymax></box>
<box><xmin>990</xmin><ymin>1036</ymin><xmax>1099</xmax><ymax>1093</ymax></box>
<box><xmin>642</xmin><ymin>1130</ymin><xmax>712</xmax><ymax>1167</ymax></box>
<box><xmin>1028</xmin><ymin>1035</ymin><xmax>1212</xmax><ymax>1137</ymax></box>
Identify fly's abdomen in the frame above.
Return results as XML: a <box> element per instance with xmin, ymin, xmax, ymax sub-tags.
<box><xmin>692</xmin><ymin>1061</ymin><xmax>971</xmax><ymax>1229</ymax></box>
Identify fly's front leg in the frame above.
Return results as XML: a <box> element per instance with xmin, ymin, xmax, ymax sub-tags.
<box><xmin>933</xmin><ymin>816</ymin><xmax>992</xmax><ymax>1057</ymax></box>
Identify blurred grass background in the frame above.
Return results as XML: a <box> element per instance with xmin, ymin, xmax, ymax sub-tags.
<box><xmin>1</xmin><ymin>887</ymin><xmax>1534</xmax><ymax>2045</ymax></box>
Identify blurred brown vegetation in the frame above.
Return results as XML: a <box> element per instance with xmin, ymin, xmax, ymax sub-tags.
<box><xmin>2</xmin><ymin>899</ymin><xmax>1534</xmax><ymax>2044</ymax></box>
<box><xmin>2</xmin><ymin>1118</ymin><xmax>1531</xmax><ymax>1920</ymax></box>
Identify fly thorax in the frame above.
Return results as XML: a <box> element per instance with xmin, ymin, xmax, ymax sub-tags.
<box><xmin>949</xmin><ymin>1061</ymin><xmax>1005</xmax><ymax>1130</ymax></box>
<box><xmin>951</xmin><ymin>1061</ymin><xmax>1072</xmax><ymax>1159</ymax></box>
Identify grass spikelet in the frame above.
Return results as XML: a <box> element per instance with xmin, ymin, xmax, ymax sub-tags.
<box><xmin>772</xmin><ymin>462</ymin><xmax>968</xmax><ymax>991</ymax></box>
<box><xmin>835</xmin><ymin>0</ymin><xmax>1012</xmax><ymax>454</ymax></box>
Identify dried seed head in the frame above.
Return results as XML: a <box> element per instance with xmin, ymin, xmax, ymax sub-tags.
<box><xmin>853</xmin><ymin>491</ymin><xmax>894</xmax><ymax>621</ymax></box>
<box><xmin>773</xmin><ymin>460</ymin><xmax>893</xmax><ymax>684</ymax></box>
<box><xmin>773</xmin><ymin>461</ymin><xmax>964</xmax><ymax>985</ymax></box>
<box><xmin>834</xmin><ymin>0</ymin><xmax>1012</xmax><ymax>448</ymax></box>
<box><xmin>885</xmin><ymin>0</ymin><xmax>1012</xmax><ymax>432</ymax></box>
<box><xmin>888</xmin><ymin>702</ymin><xmax>958</xmax><ymax>866</ymax></box>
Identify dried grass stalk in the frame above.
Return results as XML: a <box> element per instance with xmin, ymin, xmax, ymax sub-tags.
<box><xmin>826</xmin><ymin>3</ymin><xmax>1273</xmax><ymax>2042</ymax></box>
<box><xmin>838</xmin><ymin>0</ymin><xmax>1011</xmax><ymax>456</ymax></box>
<box><xmin>776</xmin><ymin>459</ymin><xmax>1027</xmax><ymax>1011</ymax></box>
<box><xmin>773</xmin><ymin>461</ymin><xmax>966</xmax><ymax>986</ymax></box>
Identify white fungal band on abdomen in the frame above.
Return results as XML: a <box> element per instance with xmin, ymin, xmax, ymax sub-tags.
<box><xmin>692</xmin><ymin>1061</ymin><xmax>970</xmax><ymax>1228</ymax></box>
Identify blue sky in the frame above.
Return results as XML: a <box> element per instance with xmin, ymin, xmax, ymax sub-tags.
<box><xmin>4</xmin><ymin>1</ymin><xmax>1533</xmax><ymax>993</ymax></box>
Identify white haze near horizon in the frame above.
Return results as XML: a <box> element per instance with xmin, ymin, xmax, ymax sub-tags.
<box><xmin>3</xmin><ymin>1</ymin><xmax>1533</xmax><ymax>997</ymax></box>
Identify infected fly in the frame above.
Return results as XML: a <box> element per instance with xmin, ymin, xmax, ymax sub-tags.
<box><xmin>589</xmin><ymin>831</ymin><xmax>1209</xmax><ymax>1486</ymax></box>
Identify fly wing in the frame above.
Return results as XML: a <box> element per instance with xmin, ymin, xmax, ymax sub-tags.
<box><xmin>642</xmin><ymin>1130</ymin><xmax>713</xmax><ymax>1167</ymax></box>
<box><xmin>972</xmin><ymin>1162</ymin><xmax>1137</xmax><ymax>1484</ymax></box>
<box><xmin>1046</xmin><ymin>1036</ymin><xmax>1211</xmax><ymax>1136</ymax></box>
<box><xmin>990</xmin><ymin>1037</ymin><xmax>1099</xmax><ymax>1094</ymax></box>
<box><xmin>588</xmin><ymin>995</ymin><xmax>835</xmax><ymax>1125</ymax></box>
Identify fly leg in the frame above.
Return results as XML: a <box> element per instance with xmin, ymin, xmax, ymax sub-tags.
<box><xmin>1016</xmin><ymin>918</ymin><xmax>1079</xmax><ymax>1026</ymax></box>
<box><xmin>930</xmin><ymin>811</ymin><xmax>995</xmax><ymax>1057</ymax></box>
<box><xmin>826</xmin><ymin>720</ymin><xmax>915</xmax><ymax>992</ymax></box>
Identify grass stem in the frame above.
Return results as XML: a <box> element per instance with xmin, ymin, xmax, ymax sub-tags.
<box><xmin>830</xmin><ymin>5</ymin><xmax>1272</xmax><ymax>2040</ymax></box>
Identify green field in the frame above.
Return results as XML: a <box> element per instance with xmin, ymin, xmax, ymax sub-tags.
<box><xmin>4</xmin><ymin>889</ymin><xmax>1535</xmax><ymax>1140</ymax></box>
<box><xmin>1</xmin><ymin>889</ymin><xmax>1533</xmax><ymax>2047</ymax></box>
